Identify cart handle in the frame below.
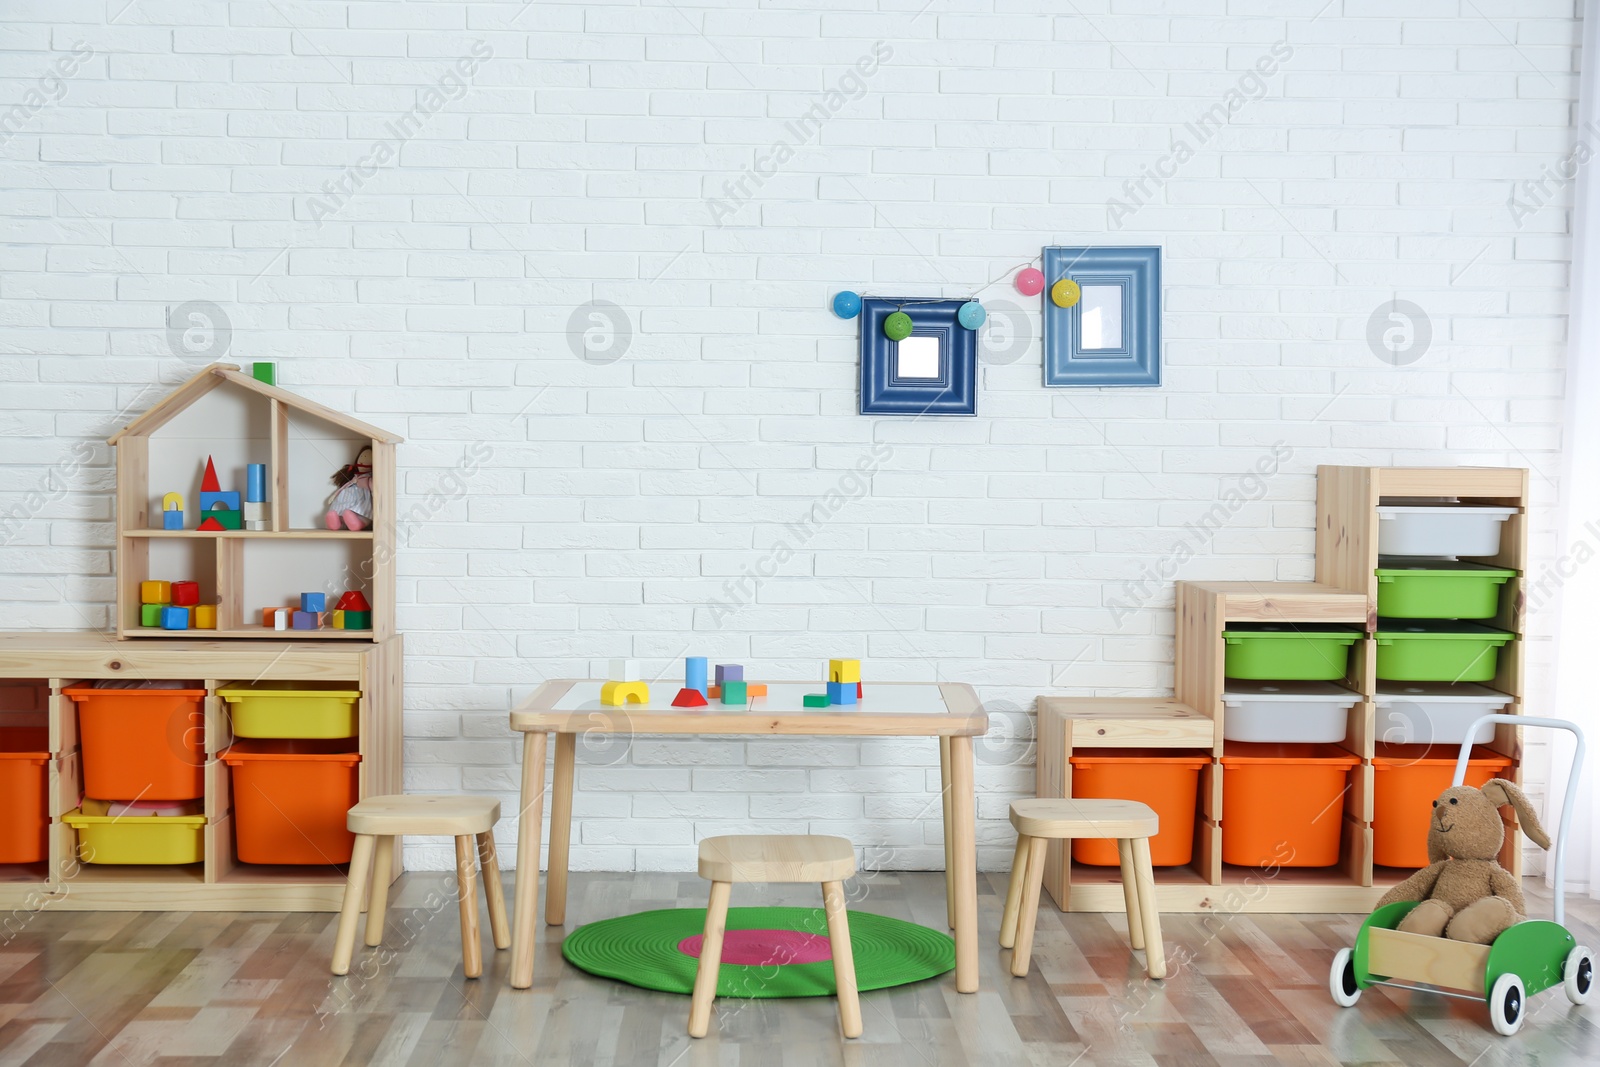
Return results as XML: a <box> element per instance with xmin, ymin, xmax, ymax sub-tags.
<box><xmin>1454</xmin><ymin>714</ymin><xmax>1585</xmax><ymax>928</ymax></box>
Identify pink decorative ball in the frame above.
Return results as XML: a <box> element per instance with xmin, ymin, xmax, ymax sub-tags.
<box><xmin>1015</xmin><ymin>267</ymin><xmax>1045</xmax><ymax>297</ymax></box>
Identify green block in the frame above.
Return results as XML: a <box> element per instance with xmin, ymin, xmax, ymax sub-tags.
<box><xmin>202</xmin><ymin>507</ymin><xmax>243</xmax><ymax>530</ymax></box>
<box><xmin>140</xmin><ymin>603</ymin><xmax>165</xmax><ymax>627</ymax></box>
<box><xmin>343</xmin><ymin>610</ymin><xmax>371</xmax><ymax>630</ymax></box>
<box><xmin>803</xmin><ymin>694</ymin><xmax>829</xmax><ymax>708</ymax></box>
<box><xmin>252</xmin><ymin>361</ymin><xmax>276</xmax><ymax>386</ymax></box>
<box><xmin>720</xmin><ymin>679</ymin><xmax>747</xmax><ymax>706</ymax></box>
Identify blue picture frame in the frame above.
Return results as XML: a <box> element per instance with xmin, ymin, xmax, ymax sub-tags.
<box><xmin>859</xmin><ymin>299</ymin><xmax>976</xmax><ymax>416</ymax></box>
<box><xmin>1042</xmin><ymin>246</ymin><xmax>1161</xmax><ymax>387</ymax></box>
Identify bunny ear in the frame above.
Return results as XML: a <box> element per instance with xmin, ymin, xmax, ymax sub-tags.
<box><xmin>1481</xmin><ymin>778</ymin><xmax>1552</xmax><ymax>851</ymax></box>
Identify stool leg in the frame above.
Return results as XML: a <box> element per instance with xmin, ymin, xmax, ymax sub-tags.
<box><xmin>477</xmin><ymin>831</ymin><xmax>511</xmax><ymax>951</ymax></box>
<box><xmin>999</xmin><ymin>834</ymin><xmax>1031</xmax><ymax>950</ymax></box>
<box><xmin>365</xmin><ymin>836</ymin><xmax>394</xmax><ymax>947</ymax></box>
<box><xmin>455</xmin><ymin>835</ymin><xmax>483</xmax><ymax>979</ymax></box>
<box><xmin>1115</xmin><ymin>838</ymin><xmax>1144</xmax><ymax>952</ymax></box>
<box><xmin>1010</xmin><ymin>836</ymin><xmax>1048</xmax><ymax>978</ymax></box>
<box><xmin>689</xmin><ymin>881</ymin><xmax>732</xmax><ymax>1038</ymax></box>
<box><xmin>822</xmin><ymin>880</ymin><xmax>862</xmax><ymax>1038</ymax></box>
<box><xmin>1131</xmin><ymin>837</ymin><xmax>1166</xmax><ymax>980</ymax></box>
<box><xmin>332</xmin><ymin>833</ymin><xmax>375</xmax><ymax>975</ymax></box>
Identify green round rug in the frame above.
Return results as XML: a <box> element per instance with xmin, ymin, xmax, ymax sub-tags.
<box><xmin>561</xmin><ymin>907</ymin><xmax>954</xmax><ymax>998</ymax></box>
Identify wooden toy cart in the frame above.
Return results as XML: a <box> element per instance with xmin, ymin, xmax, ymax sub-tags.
<box><xmin>1329</xmin><ymin>715</ymin><xmax>1592</xmax><ymax>1035</ymax></box>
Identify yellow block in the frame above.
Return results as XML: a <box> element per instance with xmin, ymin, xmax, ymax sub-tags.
<box><xmin>140</xmin><ymin>580</ymin><xmax>171</xmax><ymax>604</ymax></box>
<box><xmin>331</xmin><ymin>609</ymin><xmax>346</xmax><ymax>629</ymax></box>
<box><xmin>161</xmin><ymin>492</ymin><xmax>184</xmax><ymax>512</ymax></box>
<box><xmin>828</xmin><ymin>658</ymin><xmax>861</xmax><ymax>684</ymax></box>
<box><xmin>193</xmin><ymin>604</ymin><xmax>216</xmax><ymax>630</ymax></box>
<box><xmin>600</xmin><ymin>681</ymin><xmax>649</xmax><ymax>706</ymax></box>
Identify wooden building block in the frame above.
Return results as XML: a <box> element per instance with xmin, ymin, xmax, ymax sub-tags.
<box><xmin>200</xmin><ymin>490</ymin><xmax>241</xmax><ymax>512</ymax></box>
<box><xmin>829</xmin><ymin>658</ymin><xmax>861</xmax><ymax>684</ymax></box>
<box><xmin>745</xmin><ymin>683</ymin><xmax>766</xmax><ymax>698</ymax></box>
<box><xmin>715</xmin><ymin>663</ymin><xmax>743</xmax><ymax>684</ymax></box>
<box><xmin>301</xmin><ymin>592</ymin><xmax>326</xmax><ymax>612</ymax></box>
<box><xmin>685</xmin><ymin>656</ymin><xmax>708</xmax><ymax>695</ymax></box>
<box><xmin>608</xmin><ymin>658</ymin><xmax>640</xmax><ymax>681</ymax></box>
<box><xmin>827</xmin><ymin>681</ymin><xmax>856</xmax><ymax>706</ymax></box>
<box><xmin>343</xmin><ymin>610</ymin><xmax>370</xmax><ymax>629</ymax></box>
<box><xmin>804</xmin><ymin>694</ymin><xmax>829</xmax><ymax>708</ymax></box>
<box><xmin>245</xmin><ymin>519</ymin><xmax>269</xmax><ymax>530</ymax></box>
<box><xmin>600</xmin><ymin>681</ymin><xmax>648</xmax><ymax>706</ymax></box>
<box><xmin>720</xmin><ymin>680</ymin><xmax>748</xmax><ymax>706</ymax></box>
<box><xmin>672</xmin><ymin>687</ymin><xmax>708</xmax><ymax>707</ymax></box>
<box><xmin>200</xmin><ymin>507</ymin><xmax>242</xmax><ymax>529</ymax></box>
<box><xmin>243</xmin><ymin>500</ymin><xmax>268</xmax><ymax>521</ymax></box>
<box><xmin>291</xmin><ymin>610</ymin><xmax>317</xmax><ymax>630</ymax></box>
<box><xmin>140</xmin><ymin>580</ymin><xmax>170</xmax><ymax>604</ymax></box>
<box><xmin>162</xmin><ymin>510</ymin><xmax>185</xmax><ymax>530</ymax></box>
<box><xmin>331</xmin><ymin>609</ymin><xmax>345</xmax><ymax>629</ymax></box>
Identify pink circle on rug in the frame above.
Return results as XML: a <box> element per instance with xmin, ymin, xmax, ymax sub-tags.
<box><xmin>677</xmin><ymin>929</ymin><xmax>833</xmax><ymax>966</ymax></box>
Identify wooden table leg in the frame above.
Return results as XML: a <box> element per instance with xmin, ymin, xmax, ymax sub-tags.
<box><xmin>940</xmin><ymin>736</ymin><xmax>955</xmax><ymax>930</ymax></box>
<box><xmin>546</xmin><ymin>730</ymin><xmax>576</xmax><ymax>926</ymax></box>
<box><xmin>510</xmin><ymin>730</ymin><xmax>548</xmax><ymax>990</ymax></box>
<box><xmin>948</xmin><ymin>734</ymin><xmax>979</xmax><ymax>993</ymax></box>
<box><xmin>1131</xmin><ymin>837</ymin><xmax>1166</xmax><ymax>980</ymax></box>
<box><xmin>1116</xmin><ymin>837</ymin><xmax>1144</xmax><ymax>951</ymax></box>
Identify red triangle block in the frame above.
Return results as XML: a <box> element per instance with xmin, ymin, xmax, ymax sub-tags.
<box><xmin>197</xmin><ymin>516</ymin><xmax>226</xmax><ymax>531</ymax></box>
<box><xmin>335</xmin><ymin>590</ymin><xmax>371</xmax><ymax>611</ymax></box>
<box><xmin>671</xmin><ymin>687</ymin><xmax>708</xmax><ymax>707</ymax></box>
<box><xmin>201</xmin><ymin>455</ymin><xmax>221</xmax><ymax>493</ymax></box>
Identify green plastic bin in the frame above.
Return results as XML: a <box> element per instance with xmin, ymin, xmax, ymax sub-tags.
<box><xmin>1375</xmin><ymin>559</ymin><xmax>1515</xmax><ymax>619</ymax></box>
<box><xmin>1373</xmin><ymin>620</ymin><xmax>1513</xmax><ymax>682</ymax></box>
<box><xmin>1222</xmin><ymin>624</ymin><xmax>1362</xmax><ymax>681</ymax></box>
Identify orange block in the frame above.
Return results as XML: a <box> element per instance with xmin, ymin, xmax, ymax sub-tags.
<box><xmin>746</xmin><ymin>683</ymin><xmax>767</xmax><ymax>698</ymax></box>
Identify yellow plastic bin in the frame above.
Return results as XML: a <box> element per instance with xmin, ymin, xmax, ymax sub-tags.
<box><xmin>217</xmin><ymin>682</ymin><xmax>361</xmax><ymax>739</ymax></box>
<box><xmin>63</xmin><ymin>799</ymin><xmax>206</xmax><ymax>865</ymax></box>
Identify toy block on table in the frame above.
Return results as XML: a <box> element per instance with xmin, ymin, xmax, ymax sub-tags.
<box><xmin>261</xmin><ymin>607</ymin><xmax>285</xmax><ymax>628</ymax></box>
<box><xmin>720</xmin><ymin>680</ymin><xmax>748</xmax><ymax>706</ymax></box>
<box><xmin>162</xmin><ymin>492</ymin><xmax>184</xmax><ymax>513</ymax></box>
<box><xmin>715</xmin><ymin>664</ymin><xmax>743</xmax><ymax>684</ymax></box>
<box><xmin>827</xmin><ymin>681</ymin><xmax>857</xmax><ymax>707</ymax></box>
<box><xmin>342</xmin><ymin>610</ymin><xmax>370</xmax><ymax>629</ymax></box>
<box><xmin>745</xmin><ymin>683</ymin><xmax>767</xmax><ymax>698</ymax></box>
<box><xmin>243</xmin><ymin>500</ymin><xmax>268</xmax><ymax>522</ymax></box>
<box><xmin>246</xmin><ymin>463</ymin><xmax>267</xmax><ymax>503</ymax></box>
<box><xmin>828</xmin><ymin>659</ymin><xmax>861</xmax><ymax>684</ymax></box>
<box><xmin>608</xmin><ymin>658</ymin><xmax>640</xmax><ymax>682</ymax></box>
<box><xmin>193</xmin><ymin>604</ymin><xmax>216</xmax><ymax>630</ymax></box>
<box><xmin>331</xmin><ymin>609</ymin><xmax>345</xmax><ymax>629</ymax></box>
<box><xmin>200</xmin><ymin>508</ymin><xmax>242</xmax><ymax>530</ymax></box>
<box><xmin>197</xmin><ymin>516</ymin><xmax>226</xmax><ymax>531</ymax></box>
<box><xmin>291</xmin><ymin>610</ymin><xmax>319</xmax><ymax>630</ymax></box>
<box><xmin>804</xmin><ymin>694</ymin><xmax>830</xmax><ymax>708</ymax></box>
<box><xmin>140</xmin><ymin>580</ymin><xmax>171</xmax><ymax>604</ymax></box>
<box><xmin>601</xmin><ymin>681</ymin><xmax>649</xmax><ymax>706</ymax></box>
<box><xmin>335</xmin><ymin>590</ymin><xmax>370</xmax><ymax>612</ymax></box>
<box><xmin>274</xmin><ymin>609</ymin><xmax>287</xmax><ymax>631</ymax></box>
<box><xmin>170</xmin><ymin>581</ymin><xmax>199</xmax><ymax>607</ymax></box>
<box><xmin>672</xmin><ymin>687</ymin><xmax>708</xmax><ymax>707</ymax></box>
<box><xmin>140</xmin><ymin>603</ymin><xmax>163</xmax><ymax>627</ymax></box>
<box><xmin>857</xmin><ymin>681</ymin><xmax>862</xmax><ymax>699</ymax></box>
<box><xmin>200</xmin><ymin>491</ymin><xmax>241</xmax><ymax>512</ymax></box>
<box><xmin>160</xmin><ymin>606</ymin><xmax>190</xmax><ymax>630</ymax></box>
<box><xmin>162</xmin><ymin>510</ymin><xmax>185</xmax><ymax>530</ymax></box>
<box><xmin>685</xmin><ymin>656</ymin><xmax>708</xmax><ymax>696</ymax></box>
<box><xmin>245</xmin><ymin>520</ymin><xmax>269</xmax><ymax>531</ymax></box>
<box><xmin>301</xmin><ymin>592</ymin><xmax>327</xmax><ymax>613</ymax></box>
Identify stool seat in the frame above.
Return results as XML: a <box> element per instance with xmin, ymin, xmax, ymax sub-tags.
<box><xmin>1008</xmin><ymin>798</ymin><xmax>1158</xmax><ymax>840</ymax></box>
<box><xmin>348</xmin><ymin>794</ymin><xmax>500</xmax><ymax>836</ymax></box>
<box><xmin>698</xmin><ymin>834</ymin><xmax>856</xmax><ymax>884</ymax></box>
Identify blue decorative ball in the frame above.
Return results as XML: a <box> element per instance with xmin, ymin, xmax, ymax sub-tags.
<box><xmin>832</xmin><ymin>290</ymin><xmax>862</xmax><ymax>319</ymax></box>
<box><xmin>957</xmin><ymin>301</ymin><xmax>986</xmax><ymax>330</ymax></box>
<box><xmin>883</xmin><ymin>311</ymin><xmax>914</xmax><ymax>342</ymax></box>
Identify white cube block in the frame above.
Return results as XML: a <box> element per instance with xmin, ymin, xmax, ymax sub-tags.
<box><xmin>245</xmin><ymin>520</ymin><xmax>269</xmax><ymax>531</ymax></box>
<box><xmin>243</xmin><ymin>500</ymin><xmax>268</xmax><ymax>520</ymax></box>
<box><xmin>609</xmin><ymin>658</ymin><xmax>640</xmax><ymax>681</ymax></box>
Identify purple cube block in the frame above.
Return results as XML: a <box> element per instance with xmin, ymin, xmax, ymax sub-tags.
<box><xmin>292</xmin><ymin>610</ymin><xmax>317</xmax><ymax>629</ymax></box>
<box><xmin>714</xmin><ymin>663</ymin><xmax>744</xmax><ymax>684</ymax></box>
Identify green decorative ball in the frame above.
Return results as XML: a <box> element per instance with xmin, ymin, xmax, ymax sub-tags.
<box><xmin>883</xmin><ymin>311</ymin><xmax>914</xmax><ymax>341</ymax></box>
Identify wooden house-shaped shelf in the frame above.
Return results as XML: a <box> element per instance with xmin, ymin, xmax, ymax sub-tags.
<box><xmin>109</xmin><ymin>364</ymin><xmax>401</xmax><ymax>640</ymax></box>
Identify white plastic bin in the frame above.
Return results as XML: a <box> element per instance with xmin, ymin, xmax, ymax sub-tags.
<box><xmin>1222</xmin><ymin>681</ymin><xmax>1362</xmax><ymax>743</ymax></box>
<box><xmin>1373</xmin><ymin>682</ymin><xmax>1510</xmax><ymax>746</ymax></box>
<box><xmin>1376</xmin><ymin>505</ymin><xmax>1515</xmax><ymax>557</ymax></box>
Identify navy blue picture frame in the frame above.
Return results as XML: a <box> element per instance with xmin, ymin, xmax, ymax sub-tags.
<box><xmin>1042</xmin><ymin>246</ymin><xmax>1161</xmax><ymax>387</ymax></box>
<box><xmin>859</xmin><ymin>299</ymin><xmax>977</xmax><ymax>416</ymax></box>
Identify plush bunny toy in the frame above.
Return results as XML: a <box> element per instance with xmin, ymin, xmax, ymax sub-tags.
<box><xmin>325</xmin><ymin>446</ymin><xmax>373</xmax><ymax>531</ymax></box>
<box><xmin>1374</xmin><ymin>778</ymin><xmax>1550</xmax><ymax>945</ymax></box>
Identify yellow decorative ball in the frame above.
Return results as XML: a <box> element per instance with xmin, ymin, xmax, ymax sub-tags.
<box><xmin>1051</xmin><ymin>278</ymin><xmax>1081</xmax><ymax>308</ymax></box>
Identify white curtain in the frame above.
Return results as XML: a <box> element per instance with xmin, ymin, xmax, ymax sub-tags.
<box><xmin>1549</xmin><ymin>7</ymin><xmax>1600</xmax><ymax>901</ymax></box>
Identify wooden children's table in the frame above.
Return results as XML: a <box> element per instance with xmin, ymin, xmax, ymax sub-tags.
<box><xmin>506</xmin><ymin>679</ymin><xmax>989</xmax><ymax>993</ymax></box>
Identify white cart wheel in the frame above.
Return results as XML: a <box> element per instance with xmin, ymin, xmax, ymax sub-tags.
<box><xmin>1565</xmin><ymin>946</ymin><xmax>1595</xmax><ymax>1006</ymax></box>
<box><xmin>1330</xmin><ymin>947</ymin><xmax>1361</xmax><ymax>1007</ymax></box>
<box><xmin>1489</xmin><ymin>972</ymin><xmax>1526</xmax><ymax>1036</ymax></box>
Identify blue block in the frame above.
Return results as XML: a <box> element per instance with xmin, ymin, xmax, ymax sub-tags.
<box><xmin>300</xmin><ymin>591</ymin><xmax>326</xmax><ymax>612</ymax></box>
<box><xmin>160</xmin><ymin>606</ymin><xmax>189</xmax><ymax>631</ymax></box>
<box><xmin>827</xmin><ymin>681</ymin><xmax>856</xmax><ymax>706</ymax></box>
<box><xmin>715</xmin><ymin>663</ymin><xmax>743</xmax><ymax>684</ymax></box>
<box><xmin>200</xmin><ymin>490</ymin><xmax>240</xmax><ymax>512</ymax></box>
<box><xmin>162</xmin><ymin>510</ymin><xmax>185</xmax><ymax>530</ymax></box>
<box><xmin>685</xmin><ymin>656</ymin><xmax>708</xmax><ymax>696</ymax></box>
<box><xmin>292</xmin><ymin>610</ymin><xmax>317</xmax><ymax>629</ymax></box>
<box><xmin>246</xmin><ymin>463</ymin><xmax>267</xmax><ymax>503</ymax></box>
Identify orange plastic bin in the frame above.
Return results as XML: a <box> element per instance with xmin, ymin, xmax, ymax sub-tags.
<box><xmin>0</xmin><ymin>727</ymin><xmax>50</xmax><ymax>863</ymax></box>
<box><xmin>221</xmin><ymin>740</ymin><xmax>362</xmax><ymax>864</ymax></box>
<box><xmin>63</xmin><ymin>685</ymin><xmax>207</xmax><ymax>801</ymax></box>
<box><xmin>1069</xmin><ymin>749</ymin><xmax>1209</xmax><ymax>866</ymax></box>
<box><xmin>1221</xmin><ymin>743</ymin><xmax>1360</xmax><ymax>867</ymax></box>
<box><xmin>1372</xmin><ymin>744</ymin><xmax>1513</xmax><ymax>868</ymax></box>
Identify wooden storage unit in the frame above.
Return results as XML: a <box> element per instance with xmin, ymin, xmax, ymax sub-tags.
<box><xmin>1038</xmin><ymin>466</ymin><xmax>1528</xmax><ymax>914</ymax></box>
<box><xmin>0</xmin><ymin>634</ymin><xmax>402</xmax><ymax>911</ymax></box>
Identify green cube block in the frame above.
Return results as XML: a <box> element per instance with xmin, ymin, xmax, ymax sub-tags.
<box><xmin>343</xmin><ymin>610</ymin><xmax>371</xmax><ymax>630</ymax></box>
<box><xmin>803</xmin><ymin>694</ymin><xmax>829</xmax><ymax>708</ymax></box>
<box><xmin>252</xmin><ymin>361</ymin><xmax>276</xmax><ymax>386</ymax></box>
<box><xmin>720</xmin><ymin>679</ymin><xmax>747</xmax><ymax>706</ymax></box>
<box><xmin>140</xmin><ymin>603</ymin><xmax>165</xmax><ymax>627</ymax></box>
<box><xmin>202</xmin><ymin>507</ymin><xmax>243</xmax><ymax>530</ymax></box>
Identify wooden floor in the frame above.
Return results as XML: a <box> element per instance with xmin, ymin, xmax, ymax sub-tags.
<box><xmin>2</xmin><ymin>871</ymin><xmax>1599</xmax><ymax>1066</ymax></box>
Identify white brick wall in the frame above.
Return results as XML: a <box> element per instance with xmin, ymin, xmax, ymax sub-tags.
<box><xmin>0</xmin><ymin>1</ymin><xmax>1578</xmax><ymax>873</ymax></box>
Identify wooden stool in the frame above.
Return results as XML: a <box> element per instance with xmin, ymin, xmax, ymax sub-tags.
<box><xmin>331</xmin><ymin>795</ymin><xmax>510</xmax><ymax>979</ymax></box>
<box><xmin>1000</xmin><ymin>798</ymin><xmax>1166</xmax><ymax>980</ymax></box>
<box><xmin>690</xmin><ymin>834</ymin><xmax>861</xmax><ymax>1040</ymax></box>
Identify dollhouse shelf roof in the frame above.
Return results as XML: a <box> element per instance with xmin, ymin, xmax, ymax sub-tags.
<box><xmin>107</xmin><ymin>363</ymin><xmax>403</xmax><ymax>445</ymax></box>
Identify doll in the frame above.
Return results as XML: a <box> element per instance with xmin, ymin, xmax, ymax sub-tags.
<box><xmin>325</xmin><ymin>446</ymin><xmax>373</xmax><ymax>531</ymax></box>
